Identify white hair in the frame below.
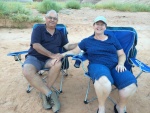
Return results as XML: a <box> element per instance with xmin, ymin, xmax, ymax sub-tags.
<box><xmin>46</xmin><ymin>10</ymin><xmax>58</xmax><ymax>18</ymax></box>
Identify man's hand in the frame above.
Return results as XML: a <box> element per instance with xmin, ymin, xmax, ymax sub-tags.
<box><xmin>115</xmin><ymin>64</ymin><xmax>126</xmax><ymax>72</ymax></box>
<box><xmin>50</xmin><ymin>53</ymin><xmax>63</xmax><ymax>61</ymax></box>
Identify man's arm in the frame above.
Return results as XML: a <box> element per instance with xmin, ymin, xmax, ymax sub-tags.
<box><xmin>63</xmin><ymin>43</ymin><xmax>78</xmax><ymax>51</ymax></box>
<box><xmin>33</xmin><ymin>43</ymin><xmax>61</xmax><ymax>60</ymax></box>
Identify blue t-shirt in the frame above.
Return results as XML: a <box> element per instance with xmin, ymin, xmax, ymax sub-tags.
<box><xmin>27</xmin><ymin>24</ymin><xmax>68</xmax><ymax>61</ymax></box>
<box><xmin>78</xmin><ymin>34</ymin><xmax>122</xmax><ymax>69</ymax></box>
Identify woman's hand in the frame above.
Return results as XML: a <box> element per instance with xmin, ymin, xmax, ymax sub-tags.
<box><xmin>115</xmin><ymin>64</ymin><xmax>126</xmax><ymax>72</ymax></box>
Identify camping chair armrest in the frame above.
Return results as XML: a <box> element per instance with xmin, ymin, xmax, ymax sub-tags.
<box><xmin>72</xmin><ymin>54</ymin><xmax>87</xmax><ymax>61</ymax></box>
<box><xmin>72</xmin><ymin>54</ymin><xmax>88</xmax><ymax>72</ymax></box>
<box><xmin>129</xmin><ymin>58</ymin><xmax>150</xmax><ymax>73</ymax></box>
<box><xmin>7</xmin><ymin>50</ymin><xmax>28</xmax><ymax>61</ymax></box>
<box><xmin>64</xmin><ymin>54</ymin><xmax>74</xmax><ymax>57</ymax></box>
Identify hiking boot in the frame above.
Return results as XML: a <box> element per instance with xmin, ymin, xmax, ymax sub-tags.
<box><xmin>51</xmin><ymin>91</ymin><xmax>61</xmax><ymax>113</ymax></box>
<box><xmin>40</xmin><ymin>92</ymin><xmax>52</xmax><ymax>110</ymax></box>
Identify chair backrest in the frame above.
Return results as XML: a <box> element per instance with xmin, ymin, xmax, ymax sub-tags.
<box><xmin>105</xmin><ymin>27</ymin><xmax>138</xmax><ymax>71</ymax></box>
<box><xmin>33</xmin><ymin>23</ymin><xmax>68</xmax><ymax>37</ymax></box>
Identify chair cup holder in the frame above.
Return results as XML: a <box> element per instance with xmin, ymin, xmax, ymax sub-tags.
<box><xmin>14</xmin><ymin>55</ymin><xmax>21</xmax><ymax>61</ymax></box>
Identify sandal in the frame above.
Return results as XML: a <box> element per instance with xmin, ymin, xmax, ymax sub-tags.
<box><xmin>97</xmin><ymin>108</ymin><xmax>99</xmax><ymax>113</ymax></box>
<box><xmin>114</xmin><ymin>105</ymin><xmax>127</xmax><ymax>113</ymax></box>
<box><xmin>114</xmin><ymin>105</ymin><xmax>118</xmax><ymax>113</ymax></box>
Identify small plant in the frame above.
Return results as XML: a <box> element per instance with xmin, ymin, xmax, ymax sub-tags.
<box><xmin>38</xmin><ymin>0</ymin><xmax>62</xmax><ymax>13</ymax></box>
<box><xmin>66</xmin><ymin>0</ymin><xmax>80</xmax><ymax>9</ymax></box>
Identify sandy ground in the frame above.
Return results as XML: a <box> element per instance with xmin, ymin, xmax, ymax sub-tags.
<box><xmin>0</xmin><ymin>8</ymin><xmax>150</xmax><ymax>113</ymax></box>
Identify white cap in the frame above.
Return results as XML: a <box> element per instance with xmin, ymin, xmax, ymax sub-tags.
<box><xmin>93</xmin><ymin>16</ymin><xmax>107</xmax><ymax>25</ymax></box>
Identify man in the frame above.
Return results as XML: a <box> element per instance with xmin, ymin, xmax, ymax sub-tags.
<box><xmin>22</xmin><ymin>10</ymin><xmax>77</xmax><ymax>112</ymax></box>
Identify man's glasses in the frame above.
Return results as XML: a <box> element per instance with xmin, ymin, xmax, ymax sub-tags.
<box><xmin>47</xmin><ymin>16</ymin><xmax>58</xmax><ymax>21</ymax></box>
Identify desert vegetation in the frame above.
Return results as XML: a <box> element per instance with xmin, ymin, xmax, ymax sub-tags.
<box><xmin>0</xmin><ymin>0</ymin><xmax>150</xmax><ymax>28</ymax></box>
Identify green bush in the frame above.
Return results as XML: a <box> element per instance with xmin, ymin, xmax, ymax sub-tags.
<box><xmin>29</xmin><ymin>15</ymin><xmax>43</xmax><ymax>22</ymax></box>
<box><xmin>56</xmin><ymin>1</ymin><xmax>66</xmax><ymax>8</ymax></box>
<box><xmin>81</xmin><ymin>3</ymin><xmax>94</xmax><ymax>8</ymax></box>
<box><xmin>10</xmin><ymin>14</ymin><xmax>29</xmax><ymax>22</ymax></box>
<box><xmin>130</xmin><ymin>3</ymin><xmax>150</xmax><ymax>12</ymax></box>
<box><xmin>38</xmin><ymin>0</ymin><xmax>62</xmax><ymax>13</ymax></box>
<box><xmin>0</xmin><ymin>1</ymin><xmax>6</xmax><ymax>17</ymax></box>
<box><xmin>7</xmin><ymin>2</ymin><xmax>30</xmax><ymax>14</ymax></box>
<box><xmin>0</xmin><ymin>1</ymin><xmax>43</xmax><ymax>27</ymax></box>
<box><xmin>25</xmin><ymin>1</ymin><xmax>40</xmax><ymax>9</ymax></box>
<box><xmin>94</xmin><ymin>2</ymin><xmax>150</xmax><ymax>12</ymax></box>
<box><xmin>0</xmin><ymin>1</ymin><xmax>31</xmax><ymax>17</ymax></box>
<box><xmin>66</xmin><ymin>0</ymin><xmax>80</xmax><ymax>9</ymax></box>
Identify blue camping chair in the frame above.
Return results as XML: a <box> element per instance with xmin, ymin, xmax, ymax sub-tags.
<box><xmin>71</xmin><ymin>26</ymin><xmax>150</xmax><ymax>112</ymax></box>
<box><xmin>7</xmin><ymin>24</ymin><xmax>70</xmax><ymax>94</ymax></box>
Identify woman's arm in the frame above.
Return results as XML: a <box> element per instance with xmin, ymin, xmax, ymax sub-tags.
<box><xmin>117</xmin><ymin>49</ymin><xmax>126</xmax><ymax>65</ymax></box>
<box><xmin>116</xmin><ymin>49</ymin><xmax>127</xmax><ymax>72</ymax></box>
<box><xmin>61</xmin><ymin>46</ymin><xmax>81</xmax><ymax>57</ymax></box>
<box><xmin>63</xmin><ymin>43</ymin><xmax>78</xmax><ymax>50</ymax></box>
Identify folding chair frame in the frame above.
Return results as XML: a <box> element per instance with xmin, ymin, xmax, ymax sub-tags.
<box><xmin>7</xmin><ymin>51</ymin><xmax>70</xmax><ymax>94</ymax></box>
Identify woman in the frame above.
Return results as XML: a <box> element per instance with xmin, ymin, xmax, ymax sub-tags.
<box><xmin>62</xmin><ymin>16</ymin><xmax>137</xmax><ymax>113</ymax></box>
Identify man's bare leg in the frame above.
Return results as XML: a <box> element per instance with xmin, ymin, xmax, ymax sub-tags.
<box><xmin>45</xmin><ymin>60</ymin><xmax>62</xmax><ymax>89</ymax></box>
<box><xmin>45</xmin><ymin>60</ymin><xmax>62</xmax><ymax>112</ymax></box>
<box><xmin>22</xmin><ymin>64</ymin><xmax>51</xmax><ymax>95</ymax></box>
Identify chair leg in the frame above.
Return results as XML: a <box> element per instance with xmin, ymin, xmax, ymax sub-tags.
<box><xmin>107</xmin><ymin>87</ymin><xmax>117</xmax><ymax>105</ymax></box>
<box><xmin>83</xmin><ymin>79</ymin><xmax>127</xmax><ymax>113</ymax></box>
<box><xmin>26</xmin><ymin>69</ymin><xmax>68</xmax><ymax>94</ymax></box>
<box><xmin>83</xmin><ymin>81</ymin><xmax>117</xmax><ymax>105</ymax></box>
<box><xmin>59</xmin><ymin>70</ymin><xmax>68</xmax><ymax>93</ymax></box>
<box><xmin>26</xmin><ymin>73</ymin><xmax>47</xmax><ymax>93</ymax></box>
<box><xmin>26</xmin><ymin>85</ymin><xmax>33</xmax><ymax>93</ymax></box>
<box><xmin>124</xmin><ymin>106</ymin><xmax>127</xmax><ymax>112</ymax></box>
<box><xmin>108</xmin><ymin>96</ymin><xmax>116</xmax><ymax>105</ymax></box>
<box><xmin>84</xmin><ymin>79</ymin><xmax>91</xmax><ymax>104</ymax></box>
<box><xmin>59</xmin><ymin>74</ymin><xmax>64</xmax><ymax>93</ymax></box>
<box><xmin>52</xmin><ymin>86</ymin><xmax>61</xmax><ymax>95</ymax></box>
<box><xmin>84</xmin><ymin>79</ymin><xmax>97</xmax><ymax>104</ymax></box>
